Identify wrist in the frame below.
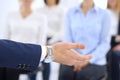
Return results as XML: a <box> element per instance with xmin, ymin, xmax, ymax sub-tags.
<box><xmin>44</xmin><ymin>46</ymin><xmax>54</xmax><ymax>63</ymax></box>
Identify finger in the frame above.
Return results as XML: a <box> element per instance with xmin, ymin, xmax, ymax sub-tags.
<box><xmin>73</xmin><ymin>60</ymin><xmax>86</xmax><ymax>72</ymax></box>
<box><xmin>58</xmin><ymin>54</ymin><xmax>78</xmax><ymax>66</ymax></box>
<box><xmin>81</xmin><ymin>61</ymin><xmax>89</xmax><ymax>69</ymax></box>
<box><xmin>67</xmin><ymin>43</ymin><xmax>85</xmax><ymax>49</ymax></box>
<box><xmin>84</xmin><ymin>55</ymin><xmax>92</xmax><ymax>60</ymax></box>
<box><xmin>73</xmin><ymin>65</ymin><xmax>82</xmax><ymax>72</ymax></box>
<box><xmin>56</xmin><ymin>51</ymin><xmax>89</xmax><ymax>67</ymax></box>
<box><xmin>64</xmin><ymin>57</ymin><xmax>84</xmax><ymax>66</ymax></box>
<box><xmin>73</xmin><ymin>66</ymin><xmax>78</xmax><ymax>72</ymax></box>
<box><xmin>73</xmin><ymin>65</ymin><xmax>77</xmax><ymax>72</ymax></box>
<box><xmin>67</xmin><ymin>50</ymin><xmax>87</xmax><ymax>61</ymax></box>
<box><xmin>73</xmin><ymin>61</ymin><xmax>89</xmax><ymax>72</ymax></box>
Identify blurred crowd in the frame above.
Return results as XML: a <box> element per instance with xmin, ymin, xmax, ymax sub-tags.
<box><xmin>0</xmin><ymin>0</ymin><xmax>120</xmax><ymax>80</ymax></box>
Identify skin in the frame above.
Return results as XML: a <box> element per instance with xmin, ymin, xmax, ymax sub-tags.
<box><xmin>108</xmin><ymin>0</ymin><xmax>117</xmax><ymax>10</ymax></box>
<box><xmin>51</xmin><ymin>42</ymin><xmax>92</xmax><ymax>66</ymax></box>
<box><xmin>45</xmin><ymin>0</ymin><xmax>57</xmax><ymax>7</ymax></box>
<box><xmin>81</xmin><ymin>0</ymin><xmax>94</xmax><ymax>15</ymax></box>
<box><xmin>20</xmin><ymin>0</ymin><xmax>33</xmax><ymax>7</ymax></box>
<box><xmin>19</xmin><ymin>0</ymin><xmax>33</xmax><ymax>18</ymax></box>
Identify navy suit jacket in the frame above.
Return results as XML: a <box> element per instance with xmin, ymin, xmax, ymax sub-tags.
<box><xmin>0</xmin><ymin>40</ymin><xmax>41</xmax><ymax>72</ymax></box>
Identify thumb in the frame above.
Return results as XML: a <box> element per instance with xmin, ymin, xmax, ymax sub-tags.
<box><xmin>85</xmin><ymin>55</ymin><xmax>92</xmax><ymax>60</ymax></box>
<box><xmin>67</xmin><ymin>43</ymin><xmax>85</xmax><ymax>50</ymax></box>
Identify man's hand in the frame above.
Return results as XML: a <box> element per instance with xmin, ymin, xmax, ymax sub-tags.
<box><xmin>116</xmin><ymin>36</ymin><xmax>120</xmax><ymax>42</ymax></box>
<box><xmin>52</xmin><ymin>42</ymin><xmax>92</xmax><ymax>66</ymax></box>
<box><xmin>113</xmin><ymin>44</ymin><xmax>120</xmax><ymax>51</ymax></box>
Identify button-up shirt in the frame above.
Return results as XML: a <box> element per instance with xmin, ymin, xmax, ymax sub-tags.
<box><xmin>5</xmin><ymin>11</ymin><xmax>48</xmax><ymax>62</ymax></box>
<box><xmin>64</xmin><ymin>6</ymin><xmax>111</xmax><ymax>65</ymax></box>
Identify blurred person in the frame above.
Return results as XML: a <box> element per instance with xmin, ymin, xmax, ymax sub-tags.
<box><xmin>108</xmin><ymin>0</ymin><xmax>120</xmax><ymax>50</ymax></box>
<box><xmin>38</xmin><ymin>0</ymin><xmax>64</xmax><ymax>45</ymax></box>
<box><xmin>1</xmin><ymin>0</ymin><xmax>47</xmax><ymax>80</ymax></box>
<box><xmin>36</xmin><ymin>0</ymin><xmax>64</xmax><ymax>80</ymax></box>
<box><xmin>59</xmin><ymin>0</ymin><xmax>111</xmax><ymax>80</ymax></box>
<box><xmin>106</xmin><ymin>0</ymin><xmax>120</xmax><ymax>80</ymax></box>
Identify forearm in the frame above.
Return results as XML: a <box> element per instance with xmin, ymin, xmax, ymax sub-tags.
<box><xmin>0</xmin><ymin>40</ymin><xmax>92</xmax><ymax>72</ymax></box>
<box><xmin>0</xmin><ymin>40</ymin><xmax>41</xmax><ymax>71</ymax></box>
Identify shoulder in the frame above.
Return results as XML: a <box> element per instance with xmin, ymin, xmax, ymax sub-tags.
<box><xmin>33</xmin><ymin>11</ymin><xmax>48</xmax><ymax>23</ymax></box>
<box><xmin>96</xmin><ymin>7</ymin><xmax>111</xmax><ymax>17</ymax></box>
<box><xmin>7</xmin><ymin>11</ymin><xmax>20</xmax><ymax>22</ymax></box>
<box><xmin>55</xmin><ymin>6</ymin><xmax>64</xmax><ymax>12</ymax></box>
<box><xmin>37</xmin><ymin>6</ymin><xmax>64</xmax><ymax>13</ymax></box>
<box><xmin>95</xmin><ymin>8</ymin><xmax>112</xmax><ymax>23</ymax></box>
<box><xmin>36</xmin><ymin>7</ymin><xmax>44</xmax><ymax>12</ymax></box>
<box><xmin>66</xmin><ymin>6</ymin><xmax>78</xmax><ymax>17</ymax></box>
<box><xmin>67</xmin><ymin>7</ymin><xmax>78</xmax><ymax>13</ymax></box>
<box><xmin>54</xmin><ymin>6</ymin><xmax>65</xmax><ymax>16</ymax></box>
<box><xmin>33</xmin><ymin>10</ymin><xmax>47</xmax><ymax>19</ymax></box>
<box><xmin>34</xmin><ymin>10</ymin><xmax>46</xmax><ymax>17</ymax></box>
<box><xmin>7</xmin><ymin>11</ymin><xmax>19</xmax><ymax>19</ymax></box>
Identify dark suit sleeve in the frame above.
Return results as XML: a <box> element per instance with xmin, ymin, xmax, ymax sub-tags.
<box><xmin>0</xmin><ymin>40</ymin><xmax>41</xmax><ymax>72</ymax></box>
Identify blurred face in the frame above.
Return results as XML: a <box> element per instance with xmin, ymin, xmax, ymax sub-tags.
<box><xmin>83</xmin><ymin>0</ymin><xmax>94</xmax><ymax>4</ymax></box>
<box><xmin>20</xmin><ymin>0</ymin><xmax>33</xmax><ymax>6</ymax></box>
<box><xmin>108</xmin><ymin>0</ymin><xmax>117</xmax><ymax>8</ymax></box>
<box><xmin>46</xmin><ymin>0</ymin><xmax>57</xmax><ymax>6</ymax></box>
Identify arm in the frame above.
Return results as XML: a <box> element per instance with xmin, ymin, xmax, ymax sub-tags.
<box><xmin>90</xmin><ymin>11</ymin><xmax>112</xmax><ymax>65</ymax></box>
<box><xmin>0</xmin><ymin>40</ymin><xmax>92</xmax><ymax>72</ymax></box>
<box><xmin>0</xmin><ymin>40</ymin><xmax>41</xmax><ymax>72</ymax></box>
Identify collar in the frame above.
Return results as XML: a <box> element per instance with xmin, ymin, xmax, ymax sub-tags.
<box><xmin>75</xmin><ymin>4</ymin><xmax>99</xmax><ymax>13</ymax></box>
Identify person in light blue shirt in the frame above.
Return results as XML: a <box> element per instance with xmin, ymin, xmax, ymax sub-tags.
<box><xmin>59</xmin><ymin>0</ymin><xmax>111</xmax><ymax>80</ymax></box>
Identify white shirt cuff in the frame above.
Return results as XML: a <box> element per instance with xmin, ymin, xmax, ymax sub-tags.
<box><xmin>40</xmin><ymin>46</ymin><xmax>47</xmax><ymax>62</ymax></box>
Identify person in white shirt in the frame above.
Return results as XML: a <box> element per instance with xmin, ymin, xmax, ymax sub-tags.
<box><xmin>107</xmin><ymin>0</ymin><xmax>120</xmax><ymax>79</ymax></box>
<box><xmin>108</xmin><ymin>0</ymin><xmax>120</xmax><ymax>48</ymax></box>
<box><xmin>2</xmin><ymin>0</ymin><xmax>47</xmax><ymax>80</ymax></box>
<box><xmin>6</xmin><ymin>1</ymin><xmax>47</xmax><ymax>45</ymax></box>
<box><xmin>36</xmin><ymin>0</ymin><xmax>64</xmax><ymax>80</ymax></box>
<box><xmin>37</xmin><ymin>0</ymin><xmax>64</xmax><ymax>45</ymax></box>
